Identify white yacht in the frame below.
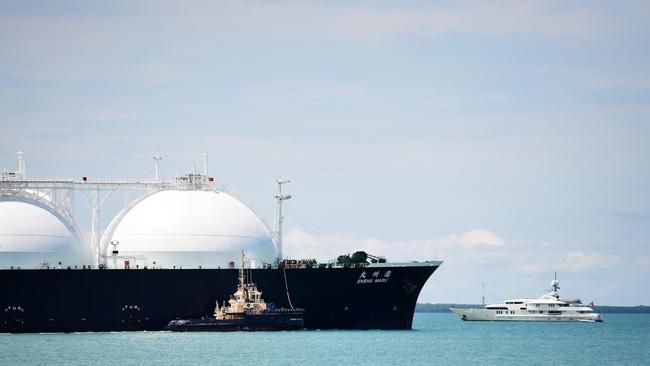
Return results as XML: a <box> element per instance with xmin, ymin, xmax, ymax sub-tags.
<box><xmin>451</xmin><ymin>275</ymin><xmax>602</xmax><ymax>322</ymax></box>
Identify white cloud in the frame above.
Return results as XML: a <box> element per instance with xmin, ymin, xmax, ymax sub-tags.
<box><xmin>564</xmin><ymin>251</ymin><xmax>620</xmax><ymax>272</ymax></box>
<box><xmin>282</xmin><ymin>229</ymin><xmax>637</xmax><ymax>304</ymax></box>
<box><xmin>512</xmin><ymin>262</ymin><xmax>550</xmax><ymax>274</ymax></box>
<box><xmin>282</xmin><ymin>227</ymin><xmax>505</xmax><ymax>263</ymax></box>
<box><xmin>455</xmin><ymin>229</ymin><xmax>505</xmax><ymax>247</ymax></box>
<box><xmin>511</xmin><ymin>249</ymin><xmax>621</xmax><ymax>274</ymax></box>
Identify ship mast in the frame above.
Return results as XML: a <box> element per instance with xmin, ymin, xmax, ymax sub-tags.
<box><xmin>17</xmin><ymin>151</ymin><xmax>26</xmax><ymax>178</ymax></box>
<box><xmin>153</xmin><ymin>149</ymin><xmax>162</xmax><ymax>182</ymax></box>
<box><xmin>274</xmin><ymin>177</ymin><xmax>291</xmax><ymax>264</ymax></box>
<box><xmin>239</xmin><ymin>250</ymin><xmax>246</xmax><ymax>288</ymax></box>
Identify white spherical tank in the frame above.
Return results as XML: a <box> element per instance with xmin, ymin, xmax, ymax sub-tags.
<box><xmin>102</xmin><ymin>190</ymin><xmax>276</xmax><ymax>268</ymax></box>
<box><xmin>0</xmin><ymin>198</ymin><xmax>91</xmax><ymax>268</ymax></box>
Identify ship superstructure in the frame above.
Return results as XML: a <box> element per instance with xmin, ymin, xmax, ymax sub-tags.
<box><xmin>216</xmin><ymin>251</ymin><xmax>270</xmax><ymax>319</ymax></box>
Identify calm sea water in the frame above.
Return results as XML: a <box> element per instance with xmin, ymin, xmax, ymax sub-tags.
<box><xmin>1</xmin><ymin>313</ymin><xmax>649</xmax><ymax>365</ymax></box>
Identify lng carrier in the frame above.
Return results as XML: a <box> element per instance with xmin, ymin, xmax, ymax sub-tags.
<box><xmin>0</xmin><ymin>152</ymin><xmax>441</xmax><ymax>333</ymax></box>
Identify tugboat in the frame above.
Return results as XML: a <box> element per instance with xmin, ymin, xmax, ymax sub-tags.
<box><xmin>451</xmin><ymin>273</ymin><xmax>602</xmax><ymax>322</ymax></box>
<box><xmin>166</xmin><ymin>251</ymin><xmax>305</xmax><ymax>331</ymax></box>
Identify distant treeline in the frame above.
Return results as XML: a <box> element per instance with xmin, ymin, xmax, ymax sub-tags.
<box><xmin>591</xmin><ymin>306</ymin><xmax>650</xmax><ymax>314</ymax></box>
<box><xmin>415</xmin><ymin>303</ymin><xmax>650</xmax><ymax>314</ymax></box>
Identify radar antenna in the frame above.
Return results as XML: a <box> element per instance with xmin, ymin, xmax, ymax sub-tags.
<box><xmin>550</xmin><ymin>271</ymin><xmax>560</xmax><ymax>298</ymax></box>
<box><xmin>274</xmin><ymin>177</ymin><xmax>291</xmax><ymax>264</ymax></box>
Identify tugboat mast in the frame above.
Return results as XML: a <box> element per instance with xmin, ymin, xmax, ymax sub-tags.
<box><xmin>239</xmin><ymin>250</ymin><xmax>246</xmax><ymax>288</ymax></box>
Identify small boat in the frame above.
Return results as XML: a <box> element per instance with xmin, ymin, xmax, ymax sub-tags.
<box><xmin>166</xmin><ymin>251</ymin><xmax>305</xmax><ymax>331</ymax></box>
<box><xmin>451</xmin><ymin>274</ymin><xmax>602</xmax><ymax>322</ymax></box>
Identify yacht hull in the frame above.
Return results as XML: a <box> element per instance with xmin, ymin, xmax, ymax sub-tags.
<box><xmin>451</xmin><ymin>308</ymin><xmax>602</xmax><ymax>322</ymax></box>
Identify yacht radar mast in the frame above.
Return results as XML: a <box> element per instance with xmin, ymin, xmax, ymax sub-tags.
<box><xmin>550</xmin><ymin>271</ymin><xmax>560</xmax><ymax>298</ymax></box>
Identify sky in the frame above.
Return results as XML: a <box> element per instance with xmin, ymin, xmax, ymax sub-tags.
<box><xmin>1</xmin><ymin>0</ymin><xmax>649</xmax><ymax>305</ymax></box>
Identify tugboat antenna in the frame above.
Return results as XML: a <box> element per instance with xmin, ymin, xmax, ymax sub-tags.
<box><xmin>239</xmin><ymin>250</ymin><xmax>246</xmax><ymax>288</ymax></box>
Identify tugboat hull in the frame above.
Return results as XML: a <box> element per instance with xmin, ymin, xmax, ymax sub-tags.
<box><xmin>166</xmin><ymin>313</ymin><xmax>305</xmax><ymax>332</ymax></box>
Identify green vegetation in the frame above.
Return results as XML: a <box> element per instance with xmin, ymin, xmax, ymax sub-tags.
<box><xmin>336</xmin><ymin>254</ymin><xmax>351</xmax><ymax>265</ymax></box>
<box><xmin>337</xmin><ymin>251</ymin><xmax>371</xmax><ymax>265</ymax></box>
<box><xmin>350</xmin><ymin>251</ymin><xmax>368</xmax><ymax>264</ymax></box>
<box><xmin>592</xmin><ymin>305</ymin><xmax>650</xmax><ymax>314</ymax></box>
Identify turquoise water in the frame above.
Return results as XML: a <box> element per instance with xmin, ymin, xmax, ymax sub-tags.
<box><xmin>1</xmin><ymin>313</ymin><xmax>649</xmax><ymax>365</ymax></box>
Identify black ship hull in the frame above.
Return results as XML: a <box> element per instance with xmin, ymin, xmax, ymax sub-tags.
<box><xmin>0</xmin><ymin>263</ymin><xmax>439</xmax><ymax>333</ymax></box>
